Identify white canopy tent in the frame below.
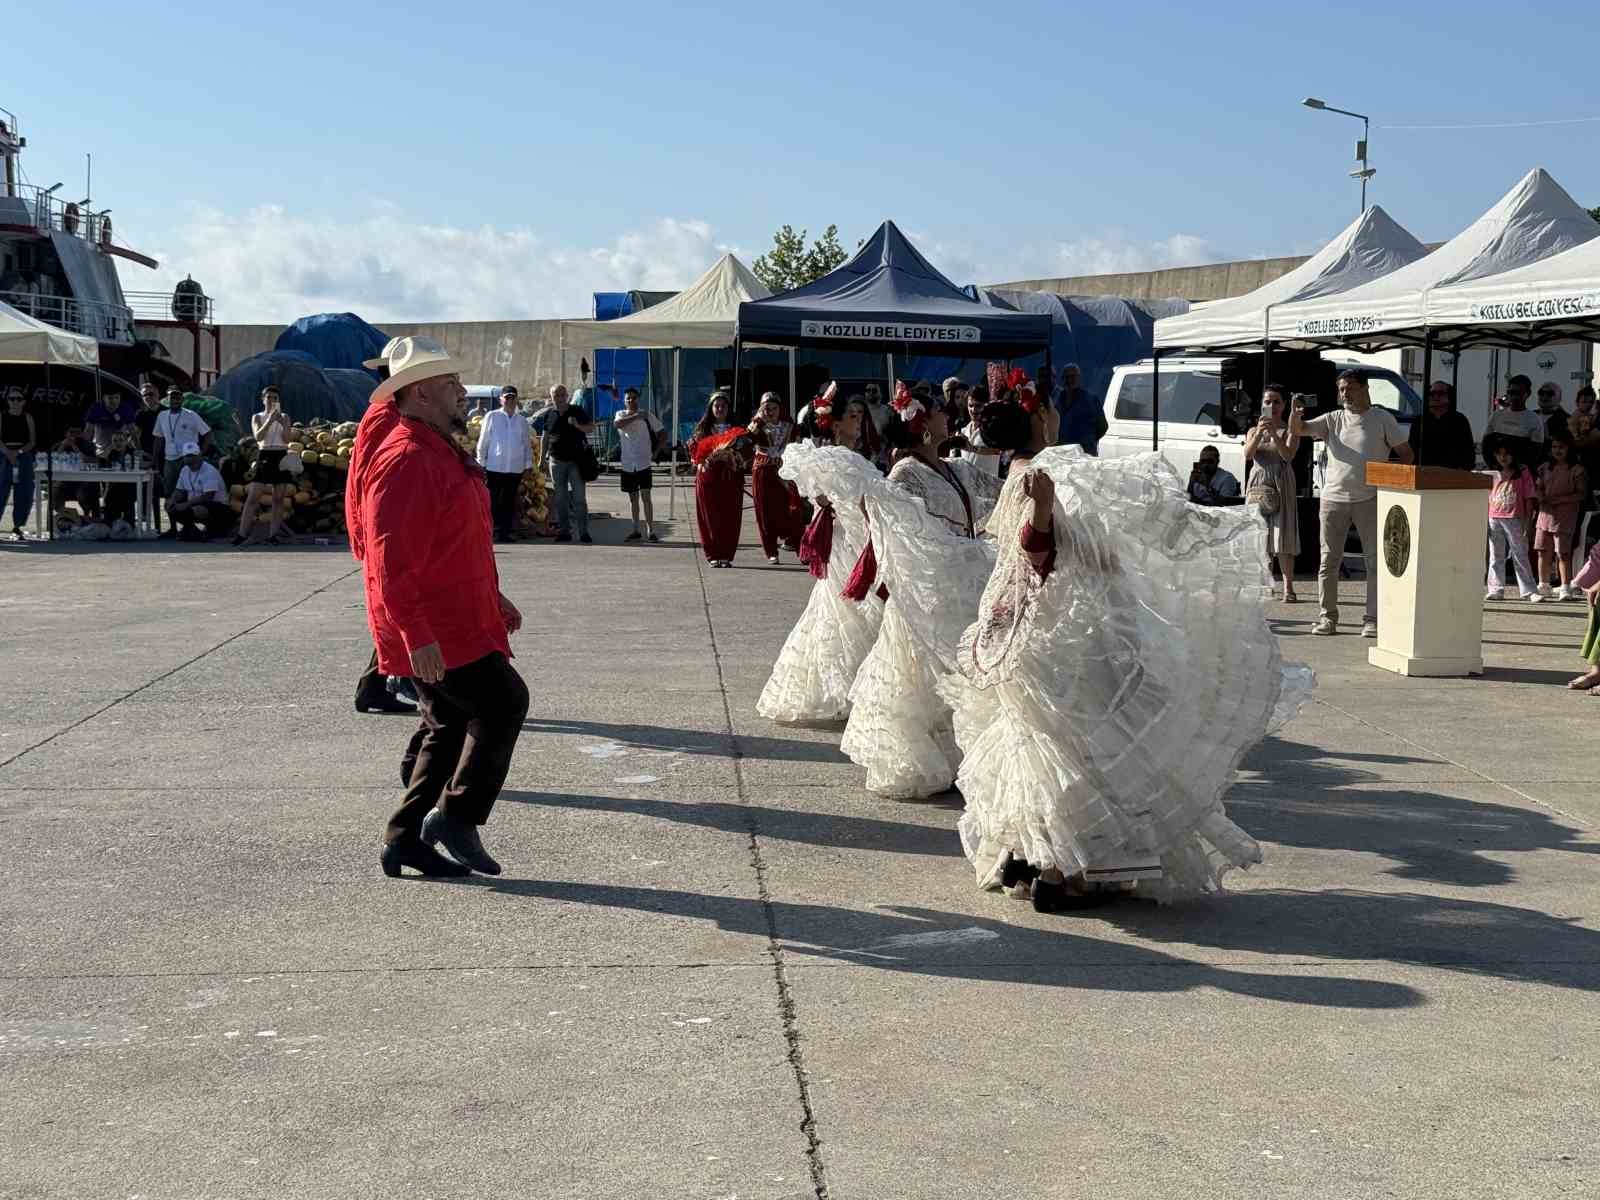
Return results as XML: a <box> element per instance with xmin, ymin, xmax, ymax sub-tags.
<box><xmin>1267</xmin><ymin>168</ymin><xmax>1600</xmax><ymax>351</ymax></box>
<box><xmin>560</xmin><ymin>253</ymin><xmax>775</xmax><ymax>517</ymax></box>
<box><xmin>1424</xmin><ymin>235</ymin><xmax>1600</xmax><ymax>349</ymax></box>
<box><xmin>1154</xmin><ymin>205</ymin><xmax>1428</xmax><ymax>353</ymax></box>
<box><xmin>0</xmin><ymin>297</ymin><xmax>98</xmax><ymax>365</ymax></box>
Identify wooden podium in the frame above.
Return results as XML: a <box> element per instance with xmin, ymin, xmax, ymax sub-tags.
<box><xmin>1365</xmin><ymin>464</ymin><xmax>1492</xmax><ymax>677</ymax></box>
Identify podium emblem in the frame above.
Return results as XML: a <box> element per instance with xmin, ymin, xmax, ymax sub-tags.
<box><xmin>1383</xmin><ymin>504</ymin><xmax>1410</xmax><ymax>577</ymax></box>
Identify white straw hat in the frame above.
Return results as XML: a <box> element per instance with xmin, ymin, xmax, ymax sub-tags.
<box><xmin>362</xmin><ymin>336</ymin><xmax>403</xmax><ymax>371</ymax></box>
<box><xmin>369</xmin><ymin>336</ymin><xmax>460</xmax><ymax>406</ymax></box>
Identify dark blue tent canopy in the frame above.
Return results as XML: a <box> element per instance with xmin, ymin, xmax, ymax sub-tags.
<box><xmin>736</xmin><ymin>221</ymin><xmax>1052</xmax><ymax>357</ymax></box>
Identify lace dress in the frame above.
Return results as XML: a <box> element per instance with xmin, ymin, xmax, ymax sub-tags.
<box><xmin>756</xmin><ymin>443</ymin><xmax>885</xmax><ymax>724</ymax></box>
<box><xmin>839</xmin><ymin>456</ymin><xmax>1004</xmax><ymax>798</ymax></box>
<box><xmin>941</xmin><ymin>448</ymin><xmax>1314</xmax><ymax>899</ymax></box>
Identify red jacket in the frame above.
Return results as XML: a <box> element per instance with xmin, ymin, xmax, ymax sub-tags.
<box><xmin>359</xmin><ymin>415</ymin><xmax>510</xmax><ymax>675</ymax></box>
<box><xmin>346</xmin><ymin>398</ymin><xmax>400</xmax><ymax>564</ymax></box>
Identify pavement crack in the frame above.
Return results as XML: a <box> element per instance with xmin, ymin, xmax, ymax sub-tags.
<box><xmin>695</xmin><ymin>553</ymin><xmax>832</xmax><ymax>1200</ymax></box>
<box><xmin>0</xmin><ymin>566</ymin><xmax>361</xmax><ymax>771</ymax></box>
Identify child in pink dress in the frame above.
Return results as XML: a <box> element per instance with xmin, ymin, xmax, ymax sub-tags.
<box><xmin>1534</xmin><ymin>431</ymin><xmax>1588</xmax><ymax>601</ymax></box>
<box><xmin>1484</xmin><ymin>434</ymin><xmax>1539</xmax><ymax>602</ymax></box>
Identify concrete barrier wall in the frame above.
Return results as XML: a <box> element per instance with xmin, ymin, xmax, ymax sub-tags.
<box><xmin>989</xmin><ymin>255</ymin><xmax>1313</xmax><ymax>302</ymax></box>
<box><xmin>143</xmin><ymin>319</ymin><xmax>579</xmax><ymax>397</ymax></box>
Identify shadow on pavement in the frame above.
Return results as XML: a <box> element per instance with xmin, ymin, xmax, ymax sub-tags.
<box><xmin>450</xmin><ymin>876</ymin><xmax>1425</xmax><ymax>1009</ymax></box>
<box><xmin>522</xmin><ymin>718</ymin><xmax>850</xmax><ymax>765</ymax></box>
<box><xmin>1106</xmin><ymin>888</ymin><xmax>1600</xmax><ymax>993</ymax></box>
<box><xmin>501</xmin><ymin>788</ymin><xmax>960</xmax><ymax>858</ymax></box>
<box><xmin>1478</xmin><ymin>665</ymin><xmax>1585</xmax><ymax>685</ymax></box>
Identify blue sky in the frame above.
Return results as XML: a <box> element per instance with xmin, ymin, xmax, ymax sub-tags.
<box><xmin>9</xmin><ymin>0</ymin><xmax>1598</xmax><ymax>320</ymax></box>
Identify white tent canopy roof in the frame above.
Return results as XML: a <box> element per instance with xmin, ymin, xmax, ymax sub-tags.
<box><xmin>1267</xmin><ymin>168</ymin><xmax>1600</xmax><ymax>348</ymax></box>
<box><xmin>560</xmin><ymin>253</ymin><xmax>772</xmax><ymax>349</ymax></box>
<box><xmin>0</xmin><ymin>298</ymin><xmax>99</xmax><ymax>366</ymax></box>
<box><xmin>1425</xmin><ymin>235</ymin><xmax>1600</xmax><ymax>344</ymax></box>
<box><xmin>1154</xmin><ymin>205</ymin><xmax>1427</xmax><ymax>352</ymax></box>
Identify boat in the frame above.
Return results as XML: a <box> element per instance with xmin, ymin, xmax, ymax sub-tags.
<box><xmin>0</xmin><ymin>103</ymin><xmax>219</xmax><ymax>401</ymax></box>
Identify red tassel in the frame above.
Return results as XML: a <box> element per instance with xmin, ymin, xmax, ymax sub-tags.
<box><xmin>842</xmin><ymin>539</ymin><xmax>878</xmax><ymax>601</ymax></box>
<box><xmin>798</xmin><ymin>506</ymin><xmax>834</xmax><ymax>579</ymax></box>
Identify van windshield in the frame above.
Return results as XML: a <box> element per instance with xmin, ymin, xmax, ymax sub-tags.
<box><xmin>1363</xmin><ymin>371</ymin><xmax>1423</xmax><ymax>421</ymax></box>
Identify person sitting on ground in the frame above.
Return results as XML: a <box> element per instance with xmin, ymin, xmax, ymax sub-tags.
<box><xmin>166</xmin><ymin>442</ymin><xmax>235</xmax><ymax>541</ymax></box>
<box><xmin>614</xmin><ymin>386</ymin><xmax>665</xmax><ymax>542</ymax></box>
<box><xmin>1187</xmin><ymin>445</ymin><xmax>1242</xmax><ymax>505</ymax></box>
<box><xmin>1409</xmin><ymin>380</ymin><xmax>1477</xmax><ymax>470</ymax></box>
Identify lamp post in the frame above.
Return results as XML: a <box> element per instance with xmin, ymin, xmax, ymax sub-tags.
<box><xmin>1303</xmin><ymin>98</ymin><xmax>1374</xmax><ymax>212</ymax></box>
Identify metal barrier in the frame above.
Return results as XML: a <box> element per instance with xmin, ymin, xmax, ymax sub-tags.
<box><xmin>0</xmin><ymin>288</ymin><xmax>135</xmax><ymax>343</ymax></box>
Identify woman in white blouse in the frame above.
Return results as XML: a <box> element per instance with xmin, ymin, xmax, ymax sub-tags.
<box><xmin>236</xmin><ymin>385</ymin><xmax>294</xmax><ymax>546</ymax></box>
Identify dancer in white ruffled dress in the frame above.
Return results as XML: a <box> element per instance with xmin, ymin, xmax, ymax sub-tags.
<box><xmin>838</xmin><ymin>381</ymin><xmax>1003</xmax><ymax>798</ymax></box>
<box><xmin>757</xmin><ymin>389</ymin><xmax>886</xmax><ymax>724</ymax></box>
<box><xmin>941</xmin><ymin>378</ymin><xmax>1314</xmax><ymax>911</ymax></box>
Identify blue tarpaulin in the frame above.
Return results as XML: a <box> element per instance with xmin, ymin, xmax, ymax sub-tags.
<box><xmin>736</xmin><ymin>222</ymin><xmax>1052</xmax><ymax>356</ymax></box>
<box><xmin>275</xmin><ymin>313</ymin><xmax>390</xmax><ymax>377</ymax></box>
<box><xmin>591</xmin><ymin>292</ymin><xmax>649</xmax><ymax>419</ymax></box>
<box><xmin>206</xmin><ymin>350</ymin><xmax>371</xmax><ymax>428</ymax></box>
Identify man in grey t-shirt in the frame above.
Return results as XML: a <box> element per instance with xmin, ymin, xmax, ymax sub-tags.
<box><xmin>1291</xmin><ymin>369</ymin><xmax>1413</xmax><ymax>637</ymax></box>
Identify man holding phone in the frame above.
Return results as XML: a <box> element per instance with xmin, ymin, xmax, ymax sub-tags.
<box><xmin>1187</xmin><ymin>445</ymin><xmax>1241</xmax><ymax>505</ymax></box>
<box><xmin>1291</xmin><ymin>369</ymin><xmax>1413</xmax><ymax>637</ymax></box>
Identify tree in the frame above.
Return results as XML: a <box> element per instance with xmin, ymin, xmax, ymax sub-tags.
<box><xmin>752</xmin><ymin>224</ymin><xmax>849</xmax><ymax>293</ymax></box>
<box><xmin>1590</xmin><ymin>205</ymin><xmax>1600</xmax><ymax>224</ymax></box>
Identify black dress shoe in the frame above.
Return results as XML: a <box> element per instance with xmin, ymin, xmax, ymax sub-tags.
<box><xmin>421</xmin><ymin>809</ymin><xmax>502</xmax><ymax>875</ymax></box>
<box><xmin>1031</xmin><ymin>875</ymin><xmax>1117</xmax><ymax>914</ymax></box>
<box><xmin>380</xmin><ymin>837</ymin><xmax>471</xmax><ymax>878</ymax></box>
<box><xmin>1000</xmin><ymin>854</ymin><xmax>1041</xmax><ymax>890</ymax></box>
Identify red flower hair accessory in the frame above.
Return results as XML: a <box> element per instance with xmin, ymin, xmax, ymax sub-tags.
<box><xmin>890</xmin><ymin>380</ymin><xmax>927</xmax><ymax>435</ymax></box>
<box><xmin>813</xmin><ymin>381</ymin><xmax>837</xmax><ymax>432</ymax></box>
<box><xmin>1006</xmin><ymin>367</ymin><xmax>1039</xmax><ymax>414</ymax></box>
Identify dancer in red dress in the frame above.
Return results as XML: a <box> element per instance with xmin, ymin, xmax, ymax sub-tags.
<box><xmin>689</xmin><ymin>390</ymin><xmax>748</xmax><ymax>567</ymax></box>
<box><xmin>749</xmin><ymin>391</ymin><xmax>804</xmax><ymax>565</ymax></box>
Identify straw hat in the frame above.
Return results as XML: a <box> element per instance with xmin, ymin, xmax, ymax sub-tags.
<box><xmin>362</xmin><ymin>337</ymin><xmax>403</xmax><ymax>370</ymax></box>
<box><xmin>369</xmin><ymin>337</ymin><xmax>461</xmax><ymax>406</ymax></box>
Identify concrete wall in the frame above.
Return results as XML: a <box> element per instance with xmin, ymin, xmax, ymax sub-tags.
<box><xmin>988</xmin><ymin>255</ymin><xmax>1314</xmax><ymax>302</ymax></box>
<box><xmin>143</xmin><ymin>319</ymin><xmax>576</xmax><ymax>397</ymax></box>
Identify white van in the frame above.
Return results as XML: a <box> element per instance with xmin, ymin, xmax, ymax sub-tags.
<box><xmin>1099</xmin><ymin>354</ymin><xmax>1423</xmax><ymax>491</ymax></box>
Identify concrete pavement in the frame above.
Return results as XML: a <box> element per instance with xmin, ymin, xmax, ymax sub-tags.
<box><xmin>2</xmin><ymin>482</ymin><xmax>1596</xmax><ymax>1199</ymax></box>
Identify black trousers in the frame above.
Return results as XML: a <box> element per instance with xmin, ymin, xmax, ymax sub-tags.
<box><xmin>385</xmin><ymin>651</ymin><xmax>529</xmax><ymax>844</ymax></box>
<box><xmin>355</xmin><ymin>647</ymin><xmax>386</xmax><ymax>707</ymax></box>
<box><xmin>486</xmin><ymin>470</ymin><xmax>521</xmax><ymax>537</ymax></box>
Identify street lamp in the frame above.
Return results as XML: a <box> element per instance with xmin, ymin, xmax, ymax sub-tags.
<box><xmin>1303</xmin><ymin>97</ymin><xmax>1373</xmax><ymax>212</ymax></box>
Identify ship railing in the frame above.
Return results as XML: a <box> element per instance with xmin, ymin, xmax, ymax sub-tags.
<box><xmin>123</xmin><ymin>289</ymin><xmax>215</xmax><ymax>325</ymax></box>
<box><xmin>0</xmin><ymin>288</ymin><xmax>136</xmax><ymax>344</ymax></box>
<box><xmin>3</xmin><ymin>183</ymin><xmax>116</xmax><ymax>248</ymax></box>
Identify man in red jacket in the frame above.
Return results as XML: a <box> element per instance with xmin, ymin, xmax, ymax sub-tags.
<box><xmin>357</xmin><ymin>337</ymin><xmax>528</xmax><ymax>879</ymax></box>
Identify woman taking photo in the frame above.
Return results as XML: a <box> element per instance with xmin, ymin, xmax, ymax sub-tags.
<box><xmin>688</xmin><ymin>389</ymin><xmax>746</xmax><ymax>567</ymax></box>
<box><xmin>749</xmin><ymin>391</ymin><xmax>803</xmax><ymax>565</ymax></box>
<box><xmin>236</xmin><ymin>385</ymin><xmax>294</xmax><ymax>546</ymax></box>
<box><xmin>1243</xmin><ymin>383</ymin><xmax>1301</xmax><ymax>602</ymax></box>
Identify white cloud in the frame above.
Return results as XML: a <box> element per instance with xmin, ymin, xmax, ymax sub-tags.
<box><xmin>138</xmin><ymin>205</ymin><xmax>733</xmax><ymax>324</ymax></box>
<box><xmin>132</xmin><ymin>205</ymin><xmax>1231</xmax><ymax>323</ymax></box>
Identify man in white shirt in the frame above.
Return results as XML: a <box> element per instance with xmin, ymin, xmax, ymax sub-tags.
<box><xmin>1292</xmin><ymin>369</ymin><xmax>1413</xmax><ymax>638</ymax></box>
<box><xmin>613</xmin><ymin>386</ymin><xmax>665</xmax><ymax>542</ymax></box>
<box><xmin>476</xmin><ymin>385</ymin><xmax>532</xmax><ymax>542</ymax></box>
<box><xmin>151</xmin><ymin>387</ymin><xmax>212</xmax><ymax>523</ymax></box>
<box><xmin>166</xmin><ymin>442</ymin><xmax>234</xmax><ymax>541</ymax></box>
<box><xmin>1484</xmin><ymin>374</ymin><xmax>1545</xmax><ymax>464</ymax></box>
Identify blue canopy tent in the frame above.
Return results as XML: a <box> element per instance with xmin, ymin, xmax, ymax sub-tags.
<box><xmin>905</xmin><ymin>290</ymin><xmax>1190</xmax><ymax>418</ymax></box>
<box><xmin>735</xmin><ymin>221</ymin><xmax>1053</xmax><ymax>405</ymax></box>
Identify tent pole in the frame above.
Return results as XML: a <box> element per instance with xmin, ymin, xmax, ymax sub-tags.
<box><xmin>886</xmin><ymin>352</ymin><xmax>894</xmax><ymax>393</ymax></box>
<box><xmin>559</xmin><ymin>324</ymin><xmax>567</xmax><ymax>393</ymax></box>
<box><xmin>1420</xmin><ymin>330</ymin><xmax>1433</xmax><ymax>465</ymax></box>
<box><xmin>1151</xmin><ymin>350</ymin><xmax>1161</xmax><ymax>454</ymax></box>
<box><xmin>787</xmin><ymin>348</ymin><xmax>796</xmax><ymax>416</ymax></box>
<box><xmin>669</xmin><ymin>347</ymin><xmax>681</xmax><ymax>520</ymax></box>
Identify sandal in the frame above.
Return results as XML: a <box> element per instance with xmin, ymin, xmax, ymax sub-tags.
<box><xmin>1283</xmin><ymin>590</ymin><xmax>1299</xmax><ymax>603</ymax></box>
<box><xmin>1567</xmin><ymin>672</ymin><xmax>1600</xmax><ymax>691</ymax></box>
